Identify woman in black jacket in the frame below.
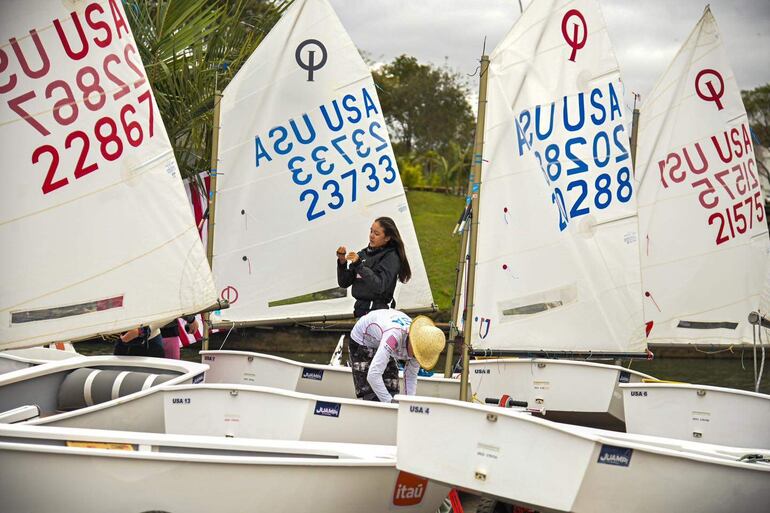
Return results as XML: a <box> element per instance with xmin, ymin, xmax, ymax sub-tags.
<box><xmin>337</xmin><ymin>217</ymin><xmax>411</xmax><ymax>318</ymax></box>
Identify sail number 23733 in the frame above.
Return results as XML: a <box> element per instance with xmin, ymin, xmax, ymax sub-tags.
<box><xmin>292</xmin><ymin>119</ymin><xmax>396</xmax><ymax>222</ymax></box>
<box><xmin>253</xmin><ymin>86</ymin><xmax>398</xmax><ymax>222</ymax></box>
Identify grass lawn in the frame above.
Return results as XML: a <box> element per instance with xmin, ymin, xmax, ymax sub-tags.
<box><xmin>406</xmin><ymin>190</ymin><xmax>466</xmax><ymax>320</ymax></box>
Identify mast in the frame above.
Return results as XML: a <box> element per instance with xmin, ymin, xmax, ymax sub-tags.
<box><xmin>459</xmin><ymin>55</ymin><xmax>490</xmax><ymax>401</ymax></box>
<box><xmin>202</xmin><ymin>90</ymin><xmax>223</xmax><ymax>351</ymax></box>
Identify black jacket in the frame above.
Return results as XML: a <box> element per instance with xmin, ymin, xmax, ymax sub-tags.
<box><xmin>159</xmin><ymin>315</ymin><xmax>197</xmax><ymax>338</ymax></box>
<box><xmin>337</xmin><ymin>245</ymin><xmax>401</xmax><ymax>317</ymax></box>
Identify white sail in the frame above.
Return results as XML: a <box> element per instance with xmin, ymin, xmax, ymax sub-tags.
<box><xmin>635</xmin><ymin>7</ymin><xmax>769</xmax><ymax>347</ymax></box>
<box><xmin>469</xmin><ymin>0</ymin><xmax>645</xmax><ymax>353</ymax></box>
<box><xmin>212</xmin><ymin>0</ymin><xmax>432</xmax><ymax>324</ymax></box>
<box><xmin>0</xmin><ymin>0</ymin><xmax>217</xmax><ymax>349</ymax></box>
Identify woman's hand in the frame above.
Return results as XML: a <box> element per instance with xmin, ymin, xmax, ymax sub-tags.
<box><xmin>336</xmin><ymin>246</ymin><xmax>347</xmax><ymax>264</ymax></box>
<box><xmin>346</xmin><ymin>251</ymin><xmax>359</xmax><ymax>264</ymax></box>
<box><xmin>120</xmin><ymin>328</ymin><xmax>140</xmax><ymax>343</ymax></box>
<box><xmin>187</xmin><ymin>319</ymin><xmax>200</xmax><ymax>335</ymax></box>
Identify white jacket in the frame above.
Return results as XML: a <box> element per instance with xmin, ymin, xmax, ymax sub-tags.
<box><xmin>350</xmin><ymin>309</ymin><xmax>419</xmax><ymax>403</ymax></box>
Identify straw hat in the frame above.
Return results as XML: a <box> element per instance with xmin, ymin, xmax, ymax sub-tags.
<box><xmin>409</xmin><ymin>315</ymin><xmax>446</xmax><ymax>371</ymax></box>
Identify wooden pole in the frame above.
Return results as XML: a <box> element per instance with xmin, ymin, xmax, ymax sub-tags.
<box><xmin>202</xmin><ymin>90</ymin><xmax>222</xmax><ymax>351</ymax></box>
<box><xmin>459</xmin><ymin>55</ymin><xmax>490</xmax><ymax>401</ymax></box>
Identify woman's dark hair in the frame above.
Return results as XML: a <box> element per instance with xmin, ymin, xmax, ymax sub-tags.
<box><xmin>375</xmin><ymin>216</ymin><xmax>411</xmax><ymax>283</ymax></box>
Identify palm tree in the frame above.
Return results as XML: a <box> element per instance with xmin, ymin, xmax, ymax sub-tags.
<box><xmin>126</xmin><ymin>0</ymin><xmax>292</xmax><ymax>178</ymax></box>
<box><xmin>415</xmin><ymin>142</ymin><xmax>471</xmax><ymax>193</ymax></box>
<box><xmin>441</xmin><ymin>141</ymin><xmax>473</xmax><ymax>194</ymax></box>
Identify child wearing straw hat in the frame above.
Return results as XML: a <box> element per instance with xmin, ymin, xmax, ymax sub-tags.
<box><xmin>349</xmin><ymin>310</ymin><xmax>446</xmax><ymax>403</ymax></box>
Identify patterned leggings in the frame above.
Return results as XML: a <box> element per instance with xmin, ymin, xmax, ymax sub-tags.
<box><xmin>348</xmin><ymin>340</ymin><xmax>400</xmax><ymax>401</ymax></box>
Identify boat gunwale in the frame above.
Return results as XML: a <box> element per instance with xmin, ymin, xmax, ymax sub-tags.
<box><xmin>396</xmin><ymin>395</ymin><xmax>770</xmax><ymax>470</ymax></box>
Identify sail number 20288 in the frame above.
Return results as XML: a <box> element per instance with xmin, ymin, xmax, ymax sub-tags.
<box><xmin>547</xmin><ymin>131</ymin><xmax>632</xmax><ymax>231</ymax></box>
<box><xmin>515</xmin><ymin>80</ymin><xmax>632</xmax><ymax>232</ymax></box>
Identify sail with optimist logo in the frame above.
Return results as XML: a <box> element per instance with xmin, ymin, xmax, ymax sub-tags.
<box><xmin>466</xmin><ymin>0</ymin><xmax>646</xmax><ymax>355</ymax></box>
<box><xmin>210</xmin><ymin>0</ymin><xmax>433</xmax><ymax>326</ymax></box>
<box><xmin>635</xmin><ymin>7</ymin><xmax>770</xmax><ymax>347</ymax></box>
<box><xmin>0</xmin><ymin>0</ymin><xmax>218</xmax><ymax>350</ymax></box>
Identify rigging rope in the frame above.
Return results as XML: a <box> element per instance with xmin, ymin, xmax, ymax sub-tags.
<box><xmin>756</xmin><ymin>324</ymin><xmax>766</xmax><ymax>393</ymax></box>
<box><xmin>217</xmin><ymin>321</ymin><xmax>236</xmax><ymax>350</ymax></box>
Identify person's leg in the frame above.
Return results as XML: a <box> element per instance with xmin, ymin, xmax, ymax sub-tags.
<box><xmin>114</xmin><ymin>341</ymin><xmax>146</xmax><ymax>356</ymax></box>
<box><xmin>162</xmin><ymin>336</ymin><xmax>181</xmax><ymax>359</ymax></box>
<box><xmin>146</xmin><ymin>334</ymin><xmax>165</xmax><ymax>358</ymax></box>
<box><xmin>348</xmin><ymin>340</ymin><xmax>378</xmax><ymax>401</ymax></box>
<box><xmin>382</xmin><ymin>358</ymin><xmax>400</xmax><ymax>398</ymax></box>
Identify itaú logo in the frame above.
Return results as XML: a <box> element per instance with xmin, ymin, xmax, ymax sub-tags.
<box><xmin>392</xmin><ymin>471</ymin><xmax>428</xmax><ymax>506</ymax></box>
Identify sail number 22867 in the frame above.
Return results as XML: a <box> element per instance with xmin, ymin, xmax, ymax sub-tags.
<box><xmin>34</xmin><ymin>89</ymin><xmax>155</xmax><ymax>194</ymax></box>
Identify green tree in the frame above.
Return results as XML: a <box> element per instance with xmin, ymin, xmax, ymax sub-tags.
<box><xmin>373</xmin><ymin>55</ymin><xmax>474</xmax><ymax>157</ymax></box>
<box><xmin>417</xmin><ymin>142</ymin><xmax>471</xmax><ymax>192</ymax></box>
<box><xmin>397</xmin><ymin>156</ymin><xmax>426</xmax><ymax>189</ymax></box>
<box><xmin>742</xmin><ymin>84</ymin><xmax>770</xmax><ymax>146</ymax></box>
<box><xmin>126</xmin><ymin>0</ymin><xmax>291</xmax><ymax>178</ymax></box>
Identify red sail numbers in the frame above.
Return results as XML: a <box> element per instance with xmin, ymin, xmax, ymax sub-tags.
<box><xmin>657</xmin><ymin>123</ymin><xmax>763</xmax><ymax>246</ymax></box>
<box><xmin>1</xmin><ymin>1</ymin><xmax>129</xmax><ymax>96</ymax></box>
<box><xmin>1</xmin><ymin>0</ymin><xmax>156</xmax><ymax>196</ymax></box>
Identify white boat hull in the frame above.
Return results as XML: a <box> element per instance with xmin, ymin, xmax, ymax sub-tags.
<box><xmin>469</xmin><ymin>358</ymin><xmax>654</xmax><ymax>429</ymax></box>
<box><xmin>46</xmin><ymin>383</ymin><xmax>399</xmax><ymax>445</ymax></box>
<box><xmin>203</xmin><ymin>350</ymin><xmax>467</xmax><ymax>399</ymax></box>
<box><xmin>0</xmin><ymin>347</ymin><xmax>79</xmax><ymax>375</ymax></box>
<box><xmin>396</xmin><ymin>396</ymin><xmax>770</xmax><ymax>513</ymax></box>
<box><xmin>622</xmin><ymin>382</ymin><xmax>770</xmax><ymax>448</ymax></box>
<box><xmin>0</xmin><ymin>356</ymin><xmax>208</xmax><ymax>427</ymax></box>
<box><xmin>0</xmin><ymin>424</ymin><xmax>449</xmax><ymax>513</ymax></box>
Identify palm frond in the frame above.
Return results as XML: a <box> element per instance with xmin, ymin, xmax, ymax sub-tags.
<box><xmin>126</xmin><ymin>0</ymin><xmax>292</xmax><ymax>178</ymax></box>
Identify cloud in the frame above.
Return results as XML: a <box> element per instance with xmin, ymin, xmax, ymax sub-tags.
<box><xmin>330</xmin><ymin>0</ymin><xmax>770</xmax><ymax>100</ymax></box>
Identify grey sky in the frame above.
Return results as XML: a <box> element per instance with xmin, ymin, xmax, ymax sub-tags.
<box><xmin>329</xmin><ymin>0</ymin><xmax>770</xmax><ymax>109</ymax></box>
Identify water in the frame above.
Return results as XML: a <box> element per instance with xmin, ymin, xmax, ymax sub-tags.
<box><xmin>632</xmin><ymin>356</ymin><xmax>770</xmax><ymax>394</ymax></box>
<box><xmin>76</xmin><ymin>340</ymin><xmax>770</xmax><ymax>394</ymax></box>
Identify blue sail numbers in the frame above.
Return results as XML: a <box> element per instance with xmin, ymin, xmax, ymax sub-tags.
<box><xmin>254</xmin><ymin>86</ymin><xmax>397</xmax><ymax>222</ymax></box>
<box><xmin>514</xmin><ymin>80</ymin><xmax>632</xmax><ymax>232</ymax></box>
